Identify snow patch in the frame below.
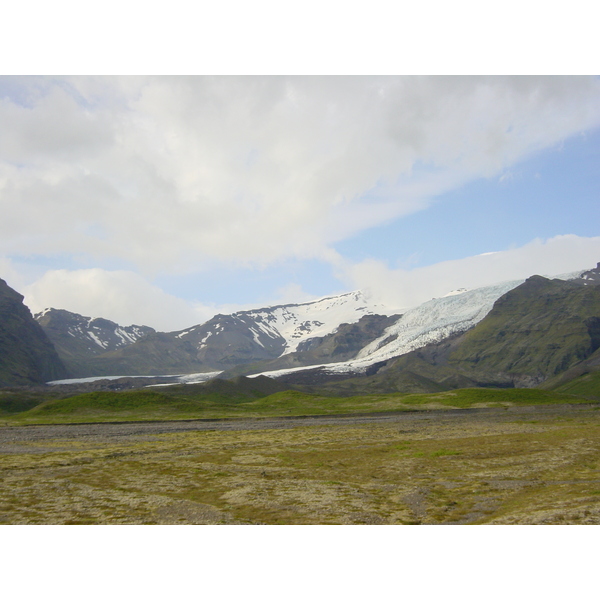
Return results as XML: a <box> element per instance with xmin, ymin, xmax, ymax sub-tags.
<box><xmin>48</xmin><ymin>371</ymin><xmax>223</xmax><ymax>386</ymax></box>
<box><xmin>249</xmin><ymin>327</ymin><xmax>265</xmax><ymax>348</ymax></box>
<box><xmin>87</xmin><ymin>330</ymin><xmax>108</xmax><ymax>349</ymax></box>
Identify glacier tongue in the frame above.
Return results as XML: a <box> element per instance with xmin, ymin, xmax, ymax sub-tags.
<box><xmin>349</xmin><ymin>279</ymin><xmax>523</xmax><ymax>368</ymax></box>
<box><xmin>250</xmin><ymin>279</ymin><xmax>524</xmax><ymax>379</ymax></box>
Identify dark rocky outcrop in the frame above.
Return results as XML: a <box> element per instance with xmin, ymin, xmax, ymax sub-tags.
<box><xmin>0</xmin><ymin>279</ymin><xmax>68</xmax><ymax>386</ymax></box>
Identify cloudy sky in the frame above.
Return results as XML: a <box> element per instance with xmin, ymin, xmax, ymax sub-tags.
<box><xmin>1</xmin><ymin>75</ymin><xmax>599</xmax><ymax>330</ymax></box>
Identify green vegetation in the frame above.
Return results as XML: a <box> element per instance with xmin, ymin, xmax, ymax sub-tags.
<box><xmin>552</xmin><ymin>369</ymin><xmax>600</xmax><ymax>398</ymax></box>
<box><xmin>0</xmin><ymin>386</ymin><xmax>69</xmax><ymax>415</ymax></box>
<box><xmin>1</xmin><ymin>384</ymin><xmax>593</xmax><ymax>426</ymax></box>
<box><xmin>26</xmin><ymin>390</ymin><xmax>202</xmax><ymax>415</ymax></box>
<box><xmin>448</xmin><ymin>277</ymin><xmax>600</xmax><ymax>380</ymax></box>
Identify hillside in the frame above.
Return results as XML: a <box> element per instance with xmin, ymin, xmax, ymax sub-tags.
<box><xmin>446</xmin><ymin>275</ymin><xmax>600</xmax><ymax>384</ymax></box>
<box><xmin>0</xmin><ymin>279</ymin><xmax>68</xmax><ymax>386</ymax></box>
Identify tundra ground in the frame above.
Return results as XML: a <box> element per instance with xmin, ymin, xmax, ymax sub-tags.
<box><xmin>1</xmin><ymin>404</ymin><xmax>600</xmax><ymax>524</ymax></box>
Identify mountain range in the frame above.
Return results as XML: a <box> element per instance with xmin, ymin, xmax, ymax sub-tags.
<box><xmin>1</xmin><ymin>263</ymin><xmax>599</xmax><ymax>394</ymax></box>
<box><xmin>33</xmin><ymin>290</ymin><xmax>397</xmax><ymax>378</ymax></box>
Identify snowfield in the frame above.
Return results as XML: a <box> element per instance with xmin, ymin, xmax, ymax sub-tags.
<box><xmin>240</xmin><ymin>290</ymin><xmax>400</xmax><ymax>354</ymax></box>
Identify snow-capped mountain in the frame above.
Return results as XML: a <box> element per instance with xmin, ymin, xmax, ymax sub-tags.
<box><xmin>247</xmin><ymin>279</ymin><xmax>526</xmax><ymax>380</ymax></box>
<box><xmin>244</xmin><ymin>266</ymin><xmax>600</xmax><ymax>381</ymax></box>
<box><xmin>35</xmin><ymin>291</ymin><xmax>401</xmax><ymax>377</ymax></box>
<box><xmin>173</xmin><ymin>290</ymin><xmax>397</xmax><ymax>359</ymax></box>
<box><xmin>35</xmin><ymin>308</ymin><xmax>155</xmax><ymax>356</ymax></box>
<box><xmin>249</xmin><ymin>290</ymin><xmax>397</xmax><ymax>354</ymax></box>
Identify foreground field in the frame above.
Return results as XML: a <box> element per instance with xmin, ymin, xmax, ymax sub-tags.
<box><xmin>1</xmin><ymin>404</ymin><xmax>600</xmax><ymax>524</ymax></box>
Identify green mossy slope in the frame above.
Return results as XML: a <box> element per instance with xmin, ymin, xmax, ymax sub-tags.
<box><xmin>447</xmin><ymin>276</ymin><xmax>600</xmax><ymax>383</ymax></box>
<box><xmin>5</xmin><ymin>385</ymin><xmax>591</xmax><ymax>425</ymax></box>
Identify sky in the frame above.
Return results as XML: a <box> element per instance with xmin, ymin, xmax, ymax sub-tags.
<box><xmin>1</xmin><ymin>75</ymin><xmax>599</xmax><ymax>331</ymax></box>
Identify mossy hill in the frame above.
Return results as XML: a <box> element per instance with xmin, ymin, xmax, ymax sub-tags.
<box><xmin>447</xmin><ymin>276</ymin><xmax>600</xmax><ymax>383</ymax></box>
<box><xmin>0</xmin><ymin>279</ymin><xmax>68</xmax><ymax>387</ymax></box>
<box><xmin>3</xmin><ymin>381</ymin><xmax>590</xmax><ymax>425</ymax></box>
<box><xmin>1</xmin><ymin>374</ymin><xmax>290</xmax><ymax>422</ymax></box>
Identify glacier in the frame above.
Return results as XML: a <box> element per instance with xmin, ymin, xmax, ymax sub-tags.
<box><xmin>249</xmin><ymin>279</ymin><xmax>525</xmax><ymax>379</ymax></box>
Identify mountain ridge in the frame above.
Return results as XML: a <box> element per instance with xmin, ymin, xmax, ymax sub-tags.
<box><xmin>4</xmin><ymin>262</ymin><xmax>596</xmax><ymax>391</ymax></box>
<box><xmin>34</xmin><ymin>289</ymin><xmax>401</xmax><ymax>378</ymax></box>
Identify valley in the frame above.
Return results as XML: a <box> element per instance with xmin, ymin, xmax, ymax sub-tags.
<box><xmin>1</xmin><ymin>263</ymin><xmax>600</xmax><ymax>524</ymax></box>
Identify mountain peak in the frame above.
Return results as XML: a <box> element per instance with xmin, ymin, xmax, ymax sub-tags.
<box><xmin>35</xmin><ymin>307</ymin><xmax>155</xmax><ymax>360</ymax></box>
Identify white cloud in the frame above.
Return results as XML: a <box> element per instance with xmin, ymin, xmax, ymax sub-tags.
<box><xmin>272</xmin><ymin>283</ymin><xmax>320</xmax><ymax>306</ymax></box>
<box><xmin>21</xmin><ymin>269</ymin><xmax>212</xmax><ymax>331</ymax></box>
<box><xmin>343</xmin><ymin>235</ymin><xmax>600</xmax><ymax>310</ymax></box>
<box><xmin>0</xmin><ymin>256</ymin><xmax>30</xmax><ymax>294</ymax></box>
<box><xmin>1</xmin><ymin>76</ymin><xmax>599</xmax><ymax>272</ymax></box>
<box><xmin>19</xmin><ymin>267</ymin><xmax>317</xmax><ymax>332</ymax></box>
<box><xmin>17</xmin><ymin>235</ymin><xmax>600</xmax><ymax>332</ymax></box>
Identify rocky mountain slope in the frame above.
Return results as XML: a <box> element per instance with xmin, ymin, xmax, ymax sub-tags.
<box><xmin>573</xmin><ymin>262</ymin><xmax>600</xmax><ymax>286</ymax></box>
<box><xmin>35</xmin><ymin>290</ymin><xmax>398</xmax><ymax>378</ymax></box>
<box><xmin>0</xmin><ymin>279</ymin><xmax>68</xmax><ymax>386</ymax></box>
<box><xmin>172</xmin><ymin>290</ymin><xmax>395</xmax><ymax>357</ymax></box>
<box><xmin>36</xmin><ymin>308</ymin><xmax>154</xmax><ymax>357</ymax></box>
<box><xmin>218</xmin><ymin>314</ymin><xmax>402</xmax><ymax>378</ymax></box>
<box><xmin>34</xmin><ymin>308</ymin><xmax>155</xmax><ymax>378</ymax></box>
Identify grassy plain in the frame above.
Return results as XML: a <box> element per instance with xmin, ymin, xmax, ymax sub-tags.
<box><xmin>1</xmin><ymin>385</ymin><xmax>599</xmax><ymax>524</ymax></box>
<box><xmin>2</xmin><ymin>405</ymin><xmax>600</xmax><ymax>524</ymax></box>
<box><xmin>0</xmin><ymin>386</ymin><xmax>591</xmax><ymax>425</ymax></box>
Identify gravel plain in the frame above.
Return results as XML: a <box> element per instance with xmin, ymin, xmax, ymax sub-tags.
<box><xmin>0</xmin><ymin>403</ymin><xmax>594</xmax><ymax>446</ymax></box>
<box><xmin>2</xmin><ymin>403</ymin><xmax>599</xmax><ymax>524</ymax></box>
